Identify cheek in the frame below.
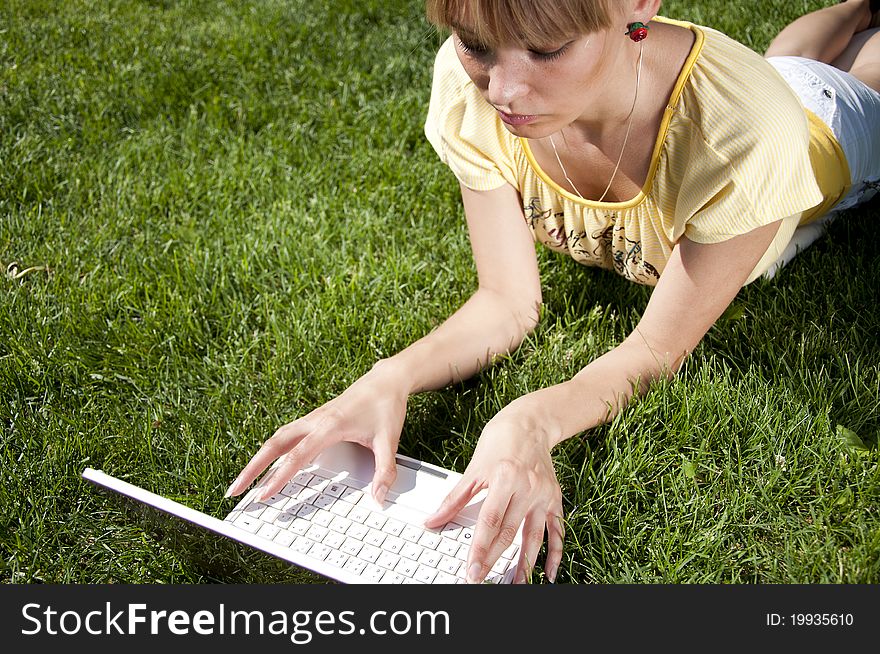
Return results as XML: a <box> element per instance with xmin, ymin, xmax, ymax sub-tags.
<box><xmin>455</xmin><ymin>52</ymin><xmax>489</xmax><ymax>90</ymax></box>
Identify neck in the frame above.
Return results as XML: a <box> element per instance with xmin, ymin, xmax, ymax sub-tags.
<box><xmin>564</xmin><ymin>40</ymin><xmax>647</xmax><ymax>146</ymax></box>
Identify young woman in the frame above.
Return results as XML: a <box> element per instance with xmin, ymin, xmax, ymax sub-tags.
<box><xmin>225</xmin><ymin>1</ymin><xmax>880</xmax><ymax>583</ymax></box>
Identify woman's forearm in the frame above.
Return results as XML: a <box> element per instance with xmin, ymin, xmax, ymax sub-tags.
<box><xmin>373</xmin><ymin>287</ymin><xmax>540</xmax><ymax>395</ymax></box>
<box><xmin>508</xmin><ymin>335</ymin><xmax>683</xmax><ymax>449</ymax></box>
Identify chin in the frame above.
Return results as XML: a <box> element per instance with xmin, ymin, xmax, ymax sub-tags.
<box><xmin>499</xmin><ymin>121</ymin><xmax>554</xmax><ymax>139</ymax></box>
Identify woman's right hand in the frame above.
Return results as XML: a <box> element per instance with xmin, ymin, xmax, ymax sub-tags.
<box><xmin>224</xmin><ymin>361</ymin><xmax>409</xmax><ymax>505</ymax></box>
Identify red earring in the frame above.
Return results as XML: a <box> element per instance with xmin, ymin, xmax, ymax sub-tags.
<box><xmin>626</xmin><ymin>22</ymin><xmax>649</xmax><ymax>42</ymax></box>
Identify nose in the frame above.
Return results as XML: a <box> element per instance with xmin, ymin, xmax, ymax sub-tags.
<box><xmin>485</xmin><ymin>59</ymin><xmax>529</xmax><ymax>109</ymax></box>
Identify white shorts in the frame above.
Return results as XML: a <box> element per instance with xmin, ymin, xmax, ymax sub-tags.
<box><xmin>767</xmin><ymin>55</ymin><xmax>880</xmax><ymax>212</ymax></box>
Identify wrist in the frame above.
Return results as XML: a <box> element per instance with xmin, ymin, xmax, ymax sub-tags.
<box><xmin>504</xmin><ymin>393</ymin><xmax>567</xmax><ymax>450</ymax></box>
<box><xmin>369</xmin><ymin>357</ymin><xmax>417</xmax><ymax>396</ymax></box>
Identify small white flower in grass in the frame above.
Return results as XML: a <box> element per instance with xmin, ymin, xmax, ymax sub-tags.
<box><xmin>775</xmin><ymin>454</ymin><xmax>787</xmax><ymax>471</ymax></box>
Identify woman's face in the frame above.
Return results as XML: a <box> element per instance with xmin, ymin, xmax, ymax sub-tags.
<box><xmin>452</xmin><ymin>23</ymin><xmax>622</xmax><ymax>138</ymax></box>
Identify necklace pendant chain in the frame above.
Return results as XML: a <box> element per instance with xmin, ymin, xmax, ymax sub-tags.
<box><xmin>549</xmin><ymin>41</ymin><xmax>644</xmax><ymax>202</ymax></box>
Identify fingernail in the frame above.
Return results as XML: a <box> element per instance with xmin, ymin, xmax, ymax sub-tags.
<box><xmin>547</xmin><ymin>567</ymin><xmax>557</xmax><ymax>584</ymax></box>
<box><xmin>467</xmin><ymin>563</ymin><xmax>482</xmax><ymax>584</ymax></box>
<box><xmin>373</xmin><ymin>483</ymin><xmax>388</xmax><ymax>506</ymax></box>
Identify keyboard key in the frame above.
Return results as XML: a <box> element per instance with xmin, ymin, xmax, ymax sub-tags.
<box><xmin>417</xmin><ymin>549</ymin><xmax>442</xmax><ymax>568</ymax></box>
<box><xmin>341</xmin><ymin>538</ymin><xmax>363</xmax><ymax>557</ymax></box>
<box><xmin>433</xmin><ymin>571</ymin><xmax>458</xmax><ymax>585</ymax></box>
<box><xmin>339</xmin><ymin>486</ymin><xmax>364</xmax><ymax>504</ymax></box>
<box><xmin>381</xmin><ymin>535</ymin><xmax>404</xmax><ymax>554</ymax></box>
<box><xmin>325</xmin><ymin>482</ymin><xmax>346</xmax><ymax>498</ymax></box>
<box><xmin>492</xmin><ymin>558</ymin><xmax>510</xmax><ymax>574</ymax></box>
<box><xmin>343</xmin><ymin>558</ymin><xmax>367</xmax><ymax>576</ymax></box>
<box><xmin>329</xmin><ymin>516</ymin><xmax>352</xmax><ymax>534</ymax></box>
<box><xmin>232</xmin><ymin>514</ymin><xmax>261</xmax><ymax>533</ymax></box>
<box><xmin>437</xmin><ymin>538</ymin><xmax>460</xmax><ymax>557</ymax></box>
<box><xmin>308</xmin><ymin>543</ymin><xmax>331</xmax><ymax>561</ymax></box>
<box><xmin>440</xmin><ymin>522</ymin><xmax>463</xmax><ymax>539</ymax></box>
<box><xmin>290</xmin><ymin>517</ymin><xmax>311</xmax><ymax>535</ymax></box>
<box><xmin>273</xmin><ymin>530</ymin><xmax>296</xmax><ymax>547</ymax></box>
<box><xmin>312</xmin><ymin>509</ymin><xmax>334</xmax><ymax>527</ymax></box>
<box><xmin>261</xmin><ymin>507</ymin><xmax>281</xmax><ymax>523</ymax></box>
<box><xmin>457</xmin><ymin>527</ymin><xmax>474</xmax><ymax>545</ymax></box>
<box><xmin>326</xmin><ymin>550</ymin><xmax>348</xmax><ymax>568</ymax></box>
<box><xmin>307</xmin><ymin>474</ymin><xmax>330</xmax><ymax>490</ymax></box>
<box><xmin>348</xmin><ymin>506</ymin><xmax>370</xmax><ymax>524</ymax></box>
<box><xmin>400</xmin><ymin>524</ymin><xmax>423</xmax><ymax>543</ymax></box>
<box><xmin>414</xmin><ymin>565</ymin><xmax>438</xmax><ymax>584</ymax></box>
<box><xmin>438</xmin><ymin>556</ymin><xmax>461</xmax><ymax>575</ymax></box>
<box><xmin>257</xmin><ymin>523</ymin><xmax>280</xmax><ymax>540</ymax></box>
<box><xmin>296</xmin><ymin>503</ymin><xmax>319</xmax><ymax>519</ymax></box>
<box><xmin>380</xmin><ymin>571</ymin><xmax>406</xmax><ymax>584</ymax></box>
<box><xmin>346</xmin><ymin>523</ymin><xmax>370</xmax><ymax>541</ymax></box>
<box><xmin>274</xmin><ymin>510</ymin><xmax>297</xmax><ymax>528</ymax></box>
<box><xmin>330</xmin><ymin>501</ymin><xmax>352</xmax><ymax>517</ymax></box>
<box><xmin>262</xmin><ymin>493</ymin><xmax>289</xmax><ymax>509</ymax></box>
<box><xmin>281</xmin><ymin>482</ymin><xmax>305</xmax><ymax>498</ymax></box>
<box><xmin>417</xmin><ymin>531</ymin><xmax>442</xmax><ymax>549</ymax></box>
<box><xmin>401</xmin><ymin>542</ymin><xmax>423</xmax><ymax>561</ymax></box>
<box><xmin>322</xmin><ymin>531</ymin><xmax>346</xmax><ymax>550</ymax></box>
<box><xmin>292</xmin><ymin>471</ymin><xmax>314</xmax><ymax>486</ymax></box>
<box><xmin>394</xmin><ymin>558</ymin><xmax>418</xmax><ymax>578</ymax></box>
<box><xmin>292</xmin><ymin>537</ymin><xmax>314</xmax><ymax>554</ymax></box>
<box><xmin>364</xmin><ymin>529</ymin><xmax>386</xmax><ymax>547</ymax></box>
<box><xmin>501</xmin><ymin>542</ymin><xmax>519</xmax><ymax>561</ymax></box>
<box><xmin>382</xmin><ymin>519</ymin><xmax>405</xmax><ymax>537</ymax></box>
<box><xmin>242</xmin><ymin>502</ymin><xmax>267</xmax><ymax>519</ymax></box>
<box><xmin>306</xmin><ymin>525</ymin><xmax>329</xmax><ymax>542</ymax></box>
<box><xmin>359</xmin><ymin>544</ymin><xmax>381</xmax><ymax>563</ymax></box>
<box><xmin>313</xmin><ymin>493</ymin><xmax>336</xmax><ymax>510</ymax></box>
<box><xmin>364</xmin><ymin>513</ymin><xmax>387</xmax><ymax>530</ymax></box>
<box><xmin>377</xmin><ymin>551</ymin><xmax>401</xmax><ymax>570</ymax></box>
<box><xmin>363</xmin><ymin>564</ymin><xmax>386</xmax><ymax>582</ymax></box>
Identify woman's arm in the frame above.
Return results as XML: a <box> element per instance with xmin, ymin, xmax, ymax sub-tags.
<box><xmin>375</xmin><ymin>182</ymin><xmax>542</xmax><ymax>392</ymax></box>
<box><xmin>226</xmin><ymin>182</ymin><xmax>541</xmax><ymax>502</ymax></box>
<box><xmin>425</xmin><ymin>218</ymin><xmax>784</xmax><ymax>583</ymax></box>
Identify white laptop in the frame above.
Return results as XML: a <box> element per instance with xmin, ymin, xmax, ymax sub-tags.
<box><xmin>82</xmin><ymin>441</ymin><xmax>522</xmax><ymax>584</ymax></box>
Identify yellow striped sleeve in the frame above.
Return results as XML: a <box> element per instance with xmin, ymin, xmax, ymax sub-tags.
<box><xmin>424</xmin><ymin>37</ymin><xmax>517</xmax><ymax>192</ymax></box>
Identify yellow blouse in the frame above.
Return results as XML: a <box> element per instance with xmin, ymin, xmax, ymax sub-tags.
<box><xmin>424</xmin><ymin>17</ymin><xmax>850</xmax><ymax>285</ymax></box>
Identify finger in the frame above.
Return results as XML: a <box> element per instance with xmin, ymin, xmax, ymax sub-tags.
<box><xmin>513</xmin><ymin>511</ymin><xmax>546</xmax><ymax>584</ymax></box>
<box><xmin>255</xmin><ymin>432</ymin><xmax>332</xmax><ymax>500</ymax></box>
<box><xmin>543</xmin><ymin>511</ymin><xmax>565</xmax><ymax>583</ymax></box>
<box><xmin>422</xmin><ymin>475</ymin><xmax>482</xmax><ymax>529</ymax></box>
<box><xmin>468</xmin><ymin>484</ymin><xmax>527</xmax><ymax>584</ymax></box>
<box><xmin>370</xmin><ymin>434</ymin><xmax>399</xmax><ymax>506</ymax></box>
<box><xmin>225</xmin><ymin>422</ymin><xmax>308</xmax><ymax>497</ymax></box>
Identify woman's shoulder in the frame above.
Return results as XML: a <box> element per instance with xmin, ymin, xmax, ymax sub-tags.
<box><xmin>425</xmin><ymin>36</ymin><xmax>519</xmax><ymax>192</ymax></box>
<box><xmin>429</xmin><ymin>35</ymin><xmax>472</xmax><ymax>94</ymax></box>
<box><xmin>670</xmin><ymin>19</ymin><xmax>811</xmax><ymax>154</ymax></box>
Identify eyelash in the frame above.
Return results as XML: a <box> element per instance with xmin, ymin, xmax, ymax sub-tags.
<box><xmin>457</xmin><ymin>38</ymin><xmax>569</xmax><ymax>62</ymax></box>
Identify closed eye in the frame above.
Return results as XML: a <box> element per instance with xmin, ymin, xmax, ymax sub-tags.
<box><xmin>530</xmin><ymin>44</ymin><xmax>570</xmax><ymax>62</ymax></box>
<box><xmin>457</xmin><ymin>36</ymin><xmax>490</xmax><ymax>58</ymax></box>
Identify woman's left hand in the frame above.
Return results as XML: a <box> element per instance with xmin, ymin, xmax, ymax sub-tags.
<box><xmin>423</xmin><ymin>398</ymin><xmax>565</xmax><ymax>584</ymax></box>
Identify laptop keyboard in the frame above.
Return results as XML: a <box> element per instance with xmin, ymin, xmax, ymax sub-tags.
<box><xmin>224</xmin><ymin>468</ymin><xmax>520</xmax><ymax>584</ymax></box>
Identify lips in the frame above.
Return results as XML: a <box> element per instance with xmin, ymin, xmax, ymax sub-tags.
<box><xmin>497</xmin><ymin>110</ymin><xmax>538</xmax><ymax>126</ymax></box>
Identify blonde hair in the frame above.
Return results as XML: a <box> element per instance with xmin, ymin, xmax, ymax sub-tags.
<box><xmin>424</xmin><ymin>0</ymin><xmax>620</xmax><ymax>48</ymax></box>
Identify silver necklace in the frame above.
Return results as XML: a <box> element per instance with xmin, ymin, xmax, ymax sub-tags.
<box><xmin>549</xmin><ymin>42</ymin><xmax>644</xmax><ymax>202</ymax></box>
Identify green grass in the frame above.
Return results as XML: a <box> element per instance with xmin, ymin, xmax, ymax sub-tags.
<box><xmin>1</xmin><ymin>0</ymin><xmax>878</xmax><ymax>584</ymax></box>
